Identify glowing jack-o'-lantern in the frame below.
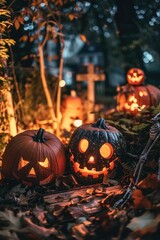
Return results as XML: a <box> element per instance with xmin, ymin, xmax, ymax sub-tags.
<box><xmin>68</xmin><ymin>118</ymin><xmax>126</xmax><ymax>185</ymax></box>
<box><xmin>2</xmin><ymin>128</ymin><xmax>66</xmax><ymax>186</ymax></box>
<box><xmin>127</xmin><ymin>68</ymin><xmax>145</xmax><ymax>85</ymax></box>
<box><xmin>61</xmin><ymin>90</ymin><xmax>83</xmax><ymax>131</ymax></box>
<box><xmin>117</xmin><ymin>68</ymin><xmax>160</xmax><ymax>115</ymax></box>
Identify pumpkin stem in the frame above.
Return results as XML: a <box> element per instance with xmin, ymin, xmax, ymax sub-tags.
<box><xmin>33</xmin><ymin>128</ymin><xmax>45</xmax><ymax>143</ymax></box>
<box><xmin>92</xmin><ymin>118</ymin><xmax>109</xmax><ymax>129</ymax></box>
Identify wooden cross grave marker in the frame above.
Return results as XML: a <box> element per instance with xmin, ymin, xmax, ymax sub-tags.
<box><xmin>76</xmin><ymin>63</ymin><xmax>105</xmax><ymax>122</ymax></box>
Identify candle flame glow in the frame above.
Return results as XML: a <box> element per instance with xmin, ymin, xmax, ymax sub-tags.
<box><xmin>88</xmin><ymin>156</ymin><xmax>95</xmax><ymax>163</ymax></box>
<box><xmin>59</xmin><ymin>80</ymin><xmax>66</xmax><ymax>87</ymax></box>
<box><xmin>73</xmin><ymin>119</ymin><xmax>82</xmax><ymax>128</ymax></box>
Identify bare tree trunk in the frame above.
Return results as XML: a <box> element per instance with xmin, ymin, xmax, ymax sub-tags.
<box><xmin>4</xmin><ymin>84</ymin><xmax>17</xmax><ymax>136</ymax></box>
<box><xmin>9</xmin><ymin>42</ymin><xmax>25</xmax><ymax>122</ymax></box>
<box><xmin>38</xmin><ymin>45</ymin><xmax>56</xmax><ymax>131</ymax></box>
<box><xmin>56</xmin><ymin>54</ymin><xmax>63</xmax><ymax>137</ymax></box>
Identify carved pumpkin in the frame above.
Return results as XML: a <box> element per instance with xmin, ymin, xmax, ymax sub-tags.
<box><xmin>127</xmin><ymin>68</ymin><xmax>145</xmax><ymax>85</ymax></box>
<box><xmin>61</xmin><ymin>90</ymin><xmax>83</xmax><ymax>131</ymax></box>
<box><xmin>2</xmin><ymin>128</ymin><xmax>66</xmax><ymax>186</ymax></box>
<box><xmin>117</xmin><ymin>68</ymin><xmax>160</xmax><ymax>114</ymax></box>
<box><xmin>68</xmin><ymin>118</ymin><xmax>126</xmax><ymax>185</ymax></box>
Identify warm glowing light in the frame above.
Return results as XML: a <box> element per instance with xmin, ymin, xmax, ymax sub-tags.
<box><xmin>70</xmin><ymin>155</ymin><xmax>108</xmax><ymax>178</ymax></box>
<box><xmin>129</xmin><ymin>95</ymin><xmax>137</xmax><ymax>103</ymax></box>
<box><xmin>73</xmin><ymin>119</ymin><xmax>82</xmax><ymax>127</ymax></box>
<box><xmin>18</xmin><ymin>157</ymin><xmax>29</xmax><ymax>170</ymax></box>
<box><xmin>38</xmin><ymin>158</ymin><xmax>50</xmax><ymax>168</ymax></box>
<box><xmin>127</xmin><ymin>75</ymin><xmax>143</xmax><ymax>83</ymax></box>
<box><xmin>127</xmin><ymin>68</ymin><xmax>145</xmax><ymax>85</ymax></box>
<box><xmin>79</xmin><ymin>139</ymin><xmax>89</xmax><ymax>153</ymax></box>
<box><xmin>70</xmin><ymin>154</ymin><xmax>118</xmax><ymax>179</ymax></box>
<box><xmin>124</xmin><ymin>101</ymin><xmax>146</xmax><ymax>112</ymax></box>
<box><xmin>139</xmin><ymin>91</ymin><xmax>148</xmax><ymax>97</ymax></box>
<box><xmin>100</xmin><ymin>143</ymin><xmax>113</xmax><ymax>159</ymax></box>
<box><xmin>141</xmin><ymin>105</ymin><xmax>146</xmax><ymax>109</ymax></box>
<box><xmin>88</xmin><ymin>156</ymin><xmax>95</xmax><ymax>163</ymax></box>
<box><xmin>124</xmin><ymin>103</ymin><xmax>130</xmax><ymax>109</ymax></box>
<box><xmin>130</xmin><ymin>103</ymin><xmax>139</xmax><ymax>111</ymax></box>
<box><xmin>59</xmin><ymin>80</ymin><xmax>66</xmax><ymax>87</ymax></box>
<box><xmin>28</xmin><ymin>167</ymin><xmax>36</xmax><ymax>176</ymax></box>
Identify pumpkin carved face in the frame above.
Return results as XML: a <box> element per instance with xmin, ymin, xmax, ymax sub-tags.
<box><xmin>2</xmin><ymin>128</ymin><xmax>66</xmax><ymax>186</ymax></box>
<box><xmin>68</xmin><ymin>118</ymin><xmax>125</xmax><ymax>185</ymax></box>
<box><xmin>117</xmin><ymin>68</ymin><xmax>160</xmax><ymax>115</ymax></box>
<box><xmin>127</xmin><ymin>68</ymin><xmax>145</xmax><ymax>85</ymax></box>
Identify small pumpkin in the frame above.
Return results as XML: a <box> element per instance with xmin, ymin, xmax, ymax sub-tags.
<box><xmin>68</xmin><ymin>118</ymin><xmax>126</xmax><ymax>185</ymax></box>
<box><xmin>127</xmin><ymin>68</ymin><xmax>145</xmax><ymax>85</ymax></box>
<box><xmin>117</xmin><ymin>68</ymin><xmax>160</xmax><ymax>114</ymax></box>
<box><xmin>2</xmin><ymin>128</ymin><xmax>66</xmax><ymax>186</ymax></box>
<box><xmin>61</xmin><ymin>90</ymin><xmax>83</xmax><ymax>131</ymax></box>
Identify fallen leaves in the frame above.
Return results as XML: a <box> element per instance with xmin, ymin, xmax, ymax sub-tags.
<box><xmin>138</xmin><ymin>173</ymin><xmax>160</xmax><ymax>190</ymax></box>
<box><xmin>132</xmin><ymin>189</ymin><xmax>152</xmax><ymax>209</ymax></box>
<box><xmin>0</xmin><ymin>209</ymin><xmax>60</xmax><ymax>240</ymax></box>
<box><xmin>127</xmin><ymin>211</ymin><xmax>160</xmax><ymax>237</ymax></box>
<box><xmin>71</xmin><ymin>219</ymin><xmax>91</xmax><ymax>240</ymax></box>
<box><xmin>21</xmin><ymin>217</ymin><xmax>57</xmax><ymax>239</ymax></box>
<box><xmin>0</xmin><ymin>209</ymin><xmax>22</xmax><ymax>228</ymax></box>
<box><xmin>0</xmin><ymin>173</ymin><xmax>160</xmax><ymax>239</ymax></box>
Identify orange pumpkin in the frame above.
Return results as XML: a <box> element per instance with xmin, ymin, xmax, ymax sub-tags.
<box><xmin>127</xmin><ymin>68</ymin><xmax>145</xmax><ymax>85</ymax></box>
<box><xmin>61</xmin><ymin>90</ymin><xmax>83</xmax><ymax>131</ymax></box>
<box><xmin>2</xmin><ymin>128</ymin><xmax>66</xmax><ymax>186</ymax></box>
<box><xmin>117</xmin><ymin>68</ymin><xmax>160</xmax><ymax>114</ymax></box>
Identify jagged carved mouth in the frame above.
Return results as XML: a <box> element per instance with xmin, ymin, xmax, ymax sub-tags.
<box><xmin>70</xmin><ymin>154</ymin><xmax>116</xmax><ymax>178</ymax></box>
<box><xmin>16</xmin><ymin>172</ymin><xmax>54</xmax><ymax>186</ymax></box>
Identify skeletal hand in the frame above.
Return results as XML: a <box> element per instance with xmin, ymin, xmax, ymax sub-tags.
<box><xmin>113</xmin><ymin>187</ymin><xmax>133</xmax><ymax>209</ymax></box>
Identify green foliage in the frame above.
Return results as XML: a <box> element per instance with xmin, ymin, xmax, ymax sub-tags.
<box><xmin>105</xmin><ymin>106</ymin><xmax>160</xmax><ymax>179</ymax></box>
<box><xmin>0</xmin><ymin>3</ymin><xmax>15</xmax><ymax>69</ymax></box>
<box><xmin>0</xmin><ymin>1</ymin><xmax>15</xmax><ymax>134</ymax></box>
<box><xmin>0</xmin><ymin>0</ymin><xmax>15</xmax><ymax>87</ymax></box>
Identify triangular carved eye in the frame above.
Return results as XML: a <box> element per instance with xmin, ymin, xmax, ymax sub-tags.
<box><xmin>18</xmin><ymin>157</ymin><xmax>29</xmax><ymax>170</ymax></box>
<box><xmin>38</xmin><ymin>158</ymin><xmax>50</xmax><ymax>168</ymax></box>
